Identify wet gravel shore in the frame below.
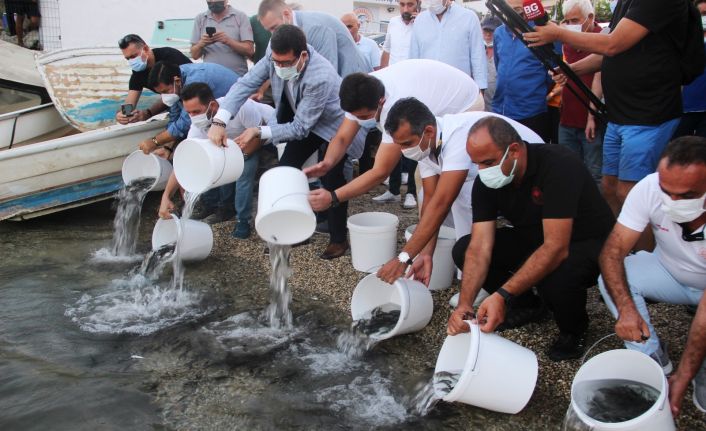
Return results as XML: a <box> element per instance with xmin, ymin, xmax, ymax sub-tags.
<box><xmin>205</xmin><ymin>183</ymin><xmax>706</xmax><ymax>430</ymax></box>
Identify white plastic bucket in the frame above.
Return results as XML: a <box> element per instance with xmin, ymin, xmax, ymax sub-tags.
<box><xmin>255</xmin><ymin>166</ymin><xmax>316</xmax><ymax>245</ymax></box>
<box><xmin>151</xmin><ymin>214</ymin><xmax>213</xmax><ymax>262</ymax></box>
<box><xmin>347</xmin><ymin>212</ymin><xmax>399</xmax><ymax>273</ymax></box>
<box><xmin>276</xmin><ymin>142</ymin><xmax>318</xmax><ymax>183</ymax></box>
<box><xmin>569</xmin><ymin>349</ymin><xmax>675</xmax><ymax>430</ymax></box>
<box><xmin>350</xmin><ymin>273</ymin><xmax>433</xmax><ymax>340</ymax></box>
<box><xmin>173</xmin><ymin>138</ymin><xmax>244</xmax><ymax>193</ymax></box>
<box><xmin>434</xmin><ymin>321</ymin><xmax>538</xmax><ymax>414</ymax></box>
<box><xmin>404</xmin><ymin>224</ymin><xmax>456</xmax><ymax>290</ymax></box>
<box><xmin>121</xmin><ymin>150</ymin><xmax>172</xmax><ymax>191</ymax></box>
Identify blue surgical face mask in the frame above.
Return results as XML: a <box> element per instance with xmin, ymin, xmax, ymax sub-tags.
<box><xmin>478</xmin><ymin>145</ymin><xmax>517</xmax><ymax>189</ymax></box>
<box><xmin>128</xmin><ymin>52</ymin><xmax>147</xmax><ymax>72</ymax></box>
<box><xmin>353</xmin><ymin>104</ymin><xmax>381</xmax><ymax>129</ymax></box>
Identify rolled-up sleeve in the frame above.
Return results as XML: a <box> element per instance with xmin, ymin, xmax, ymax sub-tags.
<box><xmin>167</xmin><ymin>103</ymin><xmax>191</xmax><ymax>139</ymax></box>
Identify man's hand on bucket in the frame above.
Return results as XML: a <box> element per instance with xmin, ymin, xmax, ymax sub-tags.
<box><xmin>158</xmin><ymin>197</ymin><xmax>175</xmax><ymax>219</ymax></box>
<box><xmin>614</xmin><ymin>306</ymin><xmax>651</xmax><ymax>343</ymax></box>
<box><xmin>207</xmin><ymin>123</ymin><xmax>228</xmax><ymax>147</ymax></box>
<box><xmin>377</xmin><ymin>258</ymin><xmax>408</xmax><ymax>284</ymax></box>
<box><xmin>447</xmin><ymin>305</ymin><xmax>475</xmax><ymax>336</ymax></box>
<box><xmin>476</xmin><ymin>293</ymin><xmax>506</xmax><ymax>333</ymax></box>
<box><xmin>308</xmin><ymin>188</ymin><xmax>332</xmax><ymax>211</ymax></box>
<box><xmin>408</xmin><ymin>255</ymin><xmax>432</xmax><ymax>287</ymax></box>
<box><xmin>235</xmin><ymin>128</ymin><xmax>262</xmax><ymax>155</ymax></box>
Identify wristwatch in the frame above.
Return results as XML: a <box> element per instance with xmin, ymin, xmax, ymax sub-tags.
<box><xmin>398</xmin><ymin>251</ymin><xmax>414</xmax><ymax>266</ymax></box>
<box><xmin>496</xmin><ymin>287</ymin><xmax>514</xmax><ymax>304</ymax></box>
<box><xmin>330</xmin><ymin>190</ymin><xmax>340</xmax><ymax>208</ymax></box>
<box><xmin>151</xmin><ymin>137</ymin><xmax>159</xmax><ymax>147</ymax></box>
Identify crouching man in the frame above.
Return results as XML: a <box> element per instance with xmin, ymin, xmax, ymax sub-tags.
<box><xmin>158</xmin><ymin>82</ymin><xmax>273</xmax><ymax>239</ymax></box>
<box><xmin>598</xmin><ymin>137</ymin><xmax>706</xmax><ymax>416</ymax></box>
<box><xmin>447</xmin><ymin>116</ymin><xmax>615</xmax><ymax>361</ymax></box>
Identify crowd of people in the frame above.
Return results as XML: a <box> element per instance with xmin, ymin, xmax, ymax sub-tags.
<box><xmin>114</xmin><ymin>0</ymin><xmax>706</xmax><ymax>417</ymax></box>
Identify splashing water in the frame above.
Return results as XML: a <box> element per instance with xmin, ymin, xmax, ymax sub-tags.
<box><xmin>170</xmin><ymin>191</ymin><xmax>200</xmax><ymax>291</ymax></box>
<box><xmin>109</xmin><ymin>177</ymin><xmax>155</xmax><ymax>257</ymax></box>
<box><xmin>337</xmin><ymin>304</ymin><xmax>401</xmax><ymax>358</ymax></box>
<box><xmin>410</xmin><ymin>370</ymin><xmax>462</xmax><ymax>416</ymax></box>
<box><xmin>266</xmin><ymin>243</ymin><xmax>293</xmax><ymax>329</ymax></box>
<box><xmin>65</xmin><ymin>274</ymin><xmax>208</xmax><ymax>336</ymax></box>
<box><xmin>138</xmin><ymin>242</ymin><xmax>175</xmax><ymax>279</ymax></box>
<box><xmin>562</xmin><ymin>405</ymin><xmax>594</xmax><ymax>431</ymax></box>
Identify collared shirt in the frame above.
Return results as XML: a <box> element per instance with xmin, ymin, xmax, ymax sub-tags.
<box><xmin>382</xmin><ymin>15</ymin><xmax>413</xmax><ymax>65</ymax></box>
<box><xmin>492</xmin><ymin>24</ymin><xmax>556</xmax><ymax>120</ymax></box>
<box><xmin>560</xmin><ymin>23</ymin><xmax>602</xmax><ymax>129</ymax></box>
<box><xmin>356</xmin><ymin>35</ymin><xmax>381</xmax><ymax>70</ymax></box>
<box><xmin>187</xmin><ymin>98</ymin><xmax>273</xmax><ymax>140</ymax></box>
<box><xmin>409</xmin><ymin>4</ymin><xmax>488</xmax><ymax>89</ymax></box>
<box><xmin>191</xmin><ymin>5</ymin><xmax>253</xmax><ymax>76</ymax></box>
<box><xmin>166</xmin><ymin>63</ymin><xmax>239</xmax><ymax>139</ymax></box>
<box><xmin>472</xmin><ymin>143</ymin><xmax>615</xmax><ymax>246</ymax></box>
<box><xmin>292</xmin><ymin>10</ymin><xmax>371</xmax><ymax>77</ymax></box>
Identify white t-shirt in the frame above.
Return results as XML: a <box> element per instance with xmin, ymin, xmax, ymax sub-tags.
<box><xmin>383</xmin><ymin>15</ymin><xmax>413</xmax><ymax>65</ymax></box>
<box><xmin>618</xmin><ymin>173</ymin><xmax>706</xmax><ymax>289</ymax></box>
<box><xmin>188</xmin><ymin>98</ymin><xmax>274</xmax><ymax>140</ymax></box>
<box><xmin>416</xmin><ymin>112</ymin><xmax>543</xmax><ymax>239</ymax></box>
<box><xmin>356</xmin><ymin>35</ymin><xmax>381</xmax><ymax>70</ymax></box>
<box><xmin>344</xmin><ymin>59</ymin><xmax>479</xmax><ymax>143</ymax></box>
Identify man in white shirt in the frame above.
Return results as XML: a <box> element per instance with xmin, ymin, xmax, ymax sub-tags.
<box><xmin>375</xmin><ymin>98</ymin><xmax>541</xmax><ymax>285</ymax></box>
<box><xmin>306</xmin><ymin>59</ymin><xmax>481</xmax><ymax>211</ymax></box>
<box><xmin>598</xmin><ymin>137</ymin><xmax>706</xmax><ymax>416</ymax></box>
<box><xmin>158</xmin><ymin>82</ymin><xmax>273</xmax><ymax>239</ymax></box>
<box><xmin>341</xmin><ymin>13</ymin><xmax>381</xmax><ymax>71</ymax></box>
<box><xmin>381</xmin><ymin>0</ymin><xmax>419</xmax><ymax>68</ymax></box>
<box><xmin>410</xmin><ymin>0</ymin><xmax>487</xmax><ymax>91</ymax></box>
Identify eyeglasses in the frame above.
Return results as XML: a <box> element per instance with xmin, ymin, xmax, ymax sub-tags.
<box><xmin>118</xmin><ymin>34</ymin><xmax>145</xmax><ymax>49</ymax></box>
<box><xmin>681</xmin><ymin>224</ymin><xmax>705</xmax><ymax>242</ymax></box>
<box><xmin>272</xmin><ymin>54</ymin><xmax>301</xmax><ymax>68</ymax></box>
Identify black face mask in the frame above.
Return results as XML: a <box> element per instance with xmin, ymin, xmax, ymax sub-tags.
<box><xmin>208</xmin><ymin>1</ymin><xmax>226</xmax><ymax>13</ymax></box>
<box><xmin>401</xmin><ymin>12</ymin><xmax>413</xmax><ymax>22</ymax></box>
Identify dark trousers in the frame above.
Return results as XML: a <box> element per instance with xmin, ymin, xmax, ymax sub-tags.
<box><xmin>280</xmin><ymin>134</ymin><xmax>348</xmax><ymax>244</ymax></box>
<box><xmin>451</xmin><ymin>227</ymin><xmax>603</xmax><ymax>336</ymax></box>
<box><xmin>518</xmin><ymin>111</ymin><xmax>551</xmax><ymax>143</ymax></box>
<box><xmin>389</xmin><ymin>156</ymin><xmax>417</xmax><ymax>196</ymax></box>
<box><xmin>359</xmin><ymin>129</ymin><xmax>382</xmax><ymax>175</ymax></box>
<box><xmin>673</xmin><ymin>112</ymin><xmax>706</xmax><ymax>139</ymax></box>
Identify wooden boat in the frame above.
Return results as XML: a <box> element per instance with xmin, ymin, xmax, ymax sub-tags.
<box><xmin>0</xmin><ymin>118</ymin><xmax>167</xmax><ymax>221</ymax></box>
<box><xmin>35</xmin><ymin>46</ymin><xmax>162</xmax><ymax>131</ymax></box>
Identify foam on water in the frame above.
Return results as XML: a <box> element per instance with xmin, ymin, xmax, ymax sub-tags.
<box><xmin>90</xmin><ymin>247</ymin><xmax>143</xmax><ymax>264</ymax></box>
<box><xmin>205</xmin><ymin>312</ymin><xmax>296</xmax><ymax>350</ymax></box>
<box><xmin>65</xmin><ymin>275</ymin><xmax>207</xmax><ymax>336</ymax></box>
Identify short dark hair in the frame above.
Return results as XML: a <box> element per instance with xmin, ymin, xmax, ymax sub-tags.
<box><xmin>118</xmin><ymin>34</ymin><xmax>145</xmax><ymax>50</ymax></box>
<box><xmin>147</xmin><ymin>61</ymin><xmax>181</xmax><ymax>89</ymax></box>
<box><xmin>695</xmin><ymin>0</ymin><xmax>706</xmax><ymax>6</ymax></box>
<box><xmin>270</xmin><ymin>24</ymin><xmax>307</xmax><ymax>57</ymax></box>
<box><xmin>384</xmin><ymin>97</ymin><xmax>435</xmax><ymax>137</ymax></box>
<box><xmin>258</xmin><ymin>0</ymin><xmax>287</xmax><ymax>18</ymax></box>
<box><xmin>180</xmin><ymin>82</ymin><xmax>215</xmax><ymax>105</ymax></box>
<box><xmin>468</xmin><ymin>116</ymin><xmax>524</xmax><ymax>151</ymax></box>
<box><xmin>661</xmin><ymin>136</ymin><xmax>706</xmax><ymax>167</ymax></box>
<box><xmin>340</xmin><ymin>73</ymin><xmax>385</xmax><ymax>113</ymax></box>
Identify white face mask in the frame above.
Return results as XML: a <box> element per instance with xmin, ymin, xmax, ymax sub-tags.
<box><xmin>128</xmin><ymin>51</ymin><xmax>147</xmax><ymax>72</ymax></box>
<box><xmin>161</xmin><ymin>81</ymin><xmax>180</xmax><ymax>107</ymax></box>
<box><xmin>478</xmin><ymin>145</ymin><xmax>517</xmax><ymax>189</ymax></box>
<box><xmin>190</xmin><ymin>102</ymin><xmax>214</xmax><ymax>130</ymax></box>
<box><xmin>401</xmin><ymin>133</ymin><xmax>431</xmax><ymax>162</ymax></box>
<box><xmin>609</xmin><ymin>0</ymin><xmax>618</xmax><ymax>13</ymax></box>
<box><xmin>423</xmin><ymin>0</ymin><xmax>447</xmax><ymax>15</ymax></box>
<box><xmin>564</xmin><ymin>17</ymin><xmax>587</xmax><ymax>33</ymax></box>
<box><xmin>274</xmin><ymin>54</ymin><xmax>303</xmax><ymax>81</ymax></box>
<box><xmin>660</xmin><ymin>192</ymin><xmax>706</xmax><ymax>224</ymax></box>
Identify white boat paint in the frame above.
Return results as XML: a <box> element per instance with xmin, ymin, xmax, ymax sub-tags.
<box><xmin>0</xmin><ymin>103</ymin><xmax>69</xmax><ymax>150</ymax></box>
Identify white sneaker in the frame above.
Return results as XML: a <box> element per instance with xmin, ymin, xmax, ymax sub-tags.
<box><xmin>403</xmin><ymin>193</ymin><xmax>417</xmax><ymax>209</ymax></box>
<box><xmin>383</xmin><ymin>177</ymin><xmax>390</xmax><ymax>186</ymax></box>
<box><xmin>401</xmin><ymin>172</ymin><xmax>409</xmax><ymax>185</ymax></box>
<box><xmin>372</xmin><ymin>190</ymin><xmax>400</xmax><ymax>203</ymax></box>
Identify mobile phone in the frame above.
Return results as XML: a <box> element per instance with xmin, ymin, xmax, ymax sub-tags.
<box><xmin>206</xmin><ymin>27</ymin><xmax>216</xmax><ymax>37</ymax></box>
<box><xmin>121</xmin><ymin>103</ymin><xmax>134</xmax><ymax>117</ymax></box>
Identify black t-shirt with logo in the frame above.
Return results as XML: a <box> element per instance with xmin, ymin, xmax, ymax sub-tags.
<box><xmin>601</xmin><ymin>0</ymin><xmax>687</xmax><ymax>125</ymax></box>
<box><xmin>472</xmin><ymin>144</ymin><xmax>615</xmax><ymax>247</ymax></box>
<box><xmin>128</xmin><ymin>47</ymin><xmax>191</xmax><ymax>92</ymax></box>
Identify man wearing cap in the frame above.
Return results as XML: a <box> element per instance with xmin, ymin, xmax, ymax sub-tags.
<box><xmin>480</xmin><ymin>15</ymin><xmax>501</xmax><ymax>112</ymax></box>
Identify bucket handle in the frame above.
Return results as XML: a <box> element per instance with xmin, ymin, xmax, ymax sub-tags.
<box><xmin>270</xmin><ymin>192</ymin><xmax>310</xmax><ymax>208</ymax></box>
<box><xmin>580</xmin><ymin>332</ymin><xmax>617</xmax><ymax>365</ymax></box>
<box><xmin>211</xmin><ymin>146</ymin><xmax>230</xmax><ymax>185</ymax></box>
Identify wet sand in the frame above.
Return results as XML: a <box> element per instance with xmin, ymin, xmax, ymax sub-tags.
<box><xmin>202</xmin><ymin>183</ymin><xmax>706</xmax><ymax>430</ymax></box>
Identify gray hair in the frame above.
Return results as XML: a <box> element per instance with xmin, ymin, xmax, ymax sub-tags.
<box><xmin>562</xmin><ymin>0</ymin><xmax>594</xmax><ymax>17</ymax></box>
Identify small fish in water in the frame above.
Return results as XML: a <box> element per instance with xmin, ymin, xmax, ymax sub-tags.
<box><xmin>350</xmin><ymin>305</ymin><xmax>401</xmax><ymax>336</ymax></box>
<box><xmin>432</xmin><ymin>370</ymin><xmax>462</xmax><ymax>397</ymax></box>
<box><xmin>139</xmin><ymin>242</ymin><xmax>176</xmax><ymax>278</ymax></box>
<box><xmin>574</xmin><ymin>378</ymin><xmax>660</xmax><ymax>424</ymax></box>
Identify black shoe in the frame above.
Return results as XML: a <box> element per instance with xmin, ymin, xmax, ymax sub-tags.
<box><xmin>319</xmin><ymin>241</ymin><xmax>349</xmax><ymax>260</ymax></box>
<box><xmin>547</xmin><ymin>332</ymin><xmax>586</xmax><ymax>362</ymax></box>
<box><xmin>495</xmin><ymin>304</ymin><xmax>548</xmax><ymax>332</ymax></box>
<box><xmin>202</xmin><ymin>208</ymin><xmax>236</xmax><ymax>224</ymax></box>
<box><xmin>315</xmin><ymin>220</ymin><xmax>329</xmax><ymax>234</ymax></box>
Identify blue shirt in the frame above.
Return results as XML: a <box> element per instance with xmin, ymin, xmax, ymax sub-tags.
<box><xmin>409</xmin><ymin>4</ymin><xmax>487</xmax><ymax>89</ymax></box>
<box><xmin>682</xmin><ymin>44</ymin><xmax>706</xmax><ymax>113</ymax></box>
<box><xmin>492</xmin><ymin>24</ymin><xmax>558</xmax><ymax>120</ymax></box>
<box><xmin>167</xmin><ymin>63</ymin><xmax>239</xmax><ymax>138</ymax></box>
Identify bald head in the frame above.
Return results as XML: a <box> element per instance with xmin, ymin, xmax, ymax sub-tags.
<box><xmin>341</xmin><ymin>13</ymin><xmax>360</xmax><ymax>41</ymax></box>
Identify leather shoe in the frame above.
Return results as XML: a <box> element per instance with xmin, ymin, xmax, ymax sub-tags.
<box><xmin>319</xmin><ymin>241</ymin><xmax>349</xmax><ymax>260</ymax></box>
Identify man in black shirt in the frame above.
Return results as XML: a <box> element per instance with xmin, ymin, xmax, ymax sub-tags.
<box><xmin>116</xmin><ymin>34</ymin><xmax>191</xmax><ymax>125</ymax></box>
<box><xmin>447</xmin><ymin>116</ymin><xmax>615</xmax><ymax>361</ymax></box>
<box><xmin>524</xmin><ymin>0</ymin><xmax>692</xmax><ymax>215</ymax></box>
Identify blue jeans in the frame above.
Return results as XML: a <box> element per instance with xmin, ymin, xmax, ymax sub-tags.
<box><xmin>200</xmin><ymin>151</ymin><xmax>259</xmax><ymax>224</ymax></box>
<box><xmin>598</xmin><ymin>251</ymin><xmax>703</xmax><ymax>356</ymax></box>
<box><xmin>558</xmin><ymin>125</ymin><xmax>602</xmax><ymax>185</ymax></box>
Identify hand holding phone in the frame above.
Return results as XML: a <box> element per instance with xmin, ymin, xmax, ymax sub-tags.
<box><xmin>121</xmin><ymin>104</ymin><xmax>135</xmax><ymax>117</ymax></box>
<box><xmin>206</xmin><ymin>26</ymin><xmax>216</xmax><ymax>37</ymax></box>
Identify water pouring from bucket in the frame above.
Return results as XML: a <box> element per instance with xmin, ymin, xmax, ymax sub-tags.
<box><xmin>122</xmin><ymin>150</ymin><xmax>173</xmax><ymax>192</ymax></box>
<box><xmin>173</xmin><ymin>138</ymin><xmax>244</xmax><ymax>194</ymax></box>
